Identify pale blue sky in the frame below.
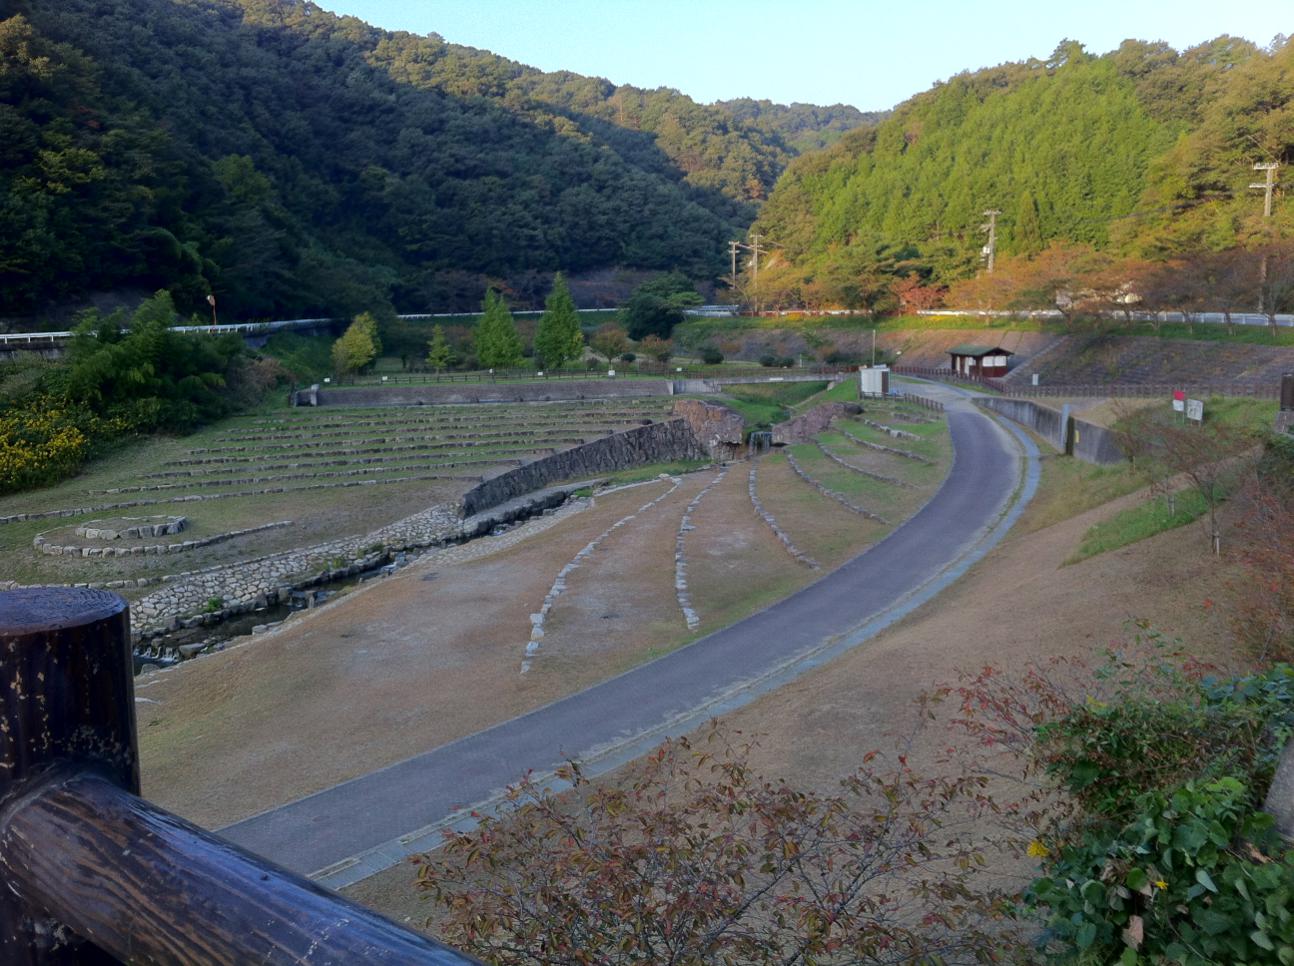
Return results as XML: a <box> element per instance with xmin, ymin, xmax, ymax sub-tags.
<box><xmin>314</xmin><ymin>0</ymin><xmax>1288</xmax><ymax>110</ymax></box>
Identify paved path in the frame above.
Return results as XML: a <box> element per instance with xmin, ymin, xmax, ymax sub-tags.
<box><xmin>222</xmin><ymin>387</ymin><xmax>1034</xmax><ymax>887</ymax></box>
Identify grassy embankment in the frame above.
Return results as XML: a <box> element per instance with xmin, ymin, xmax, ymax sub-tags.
<box><xmin>1017</xmin><ymin>396</ymin><xmax>1278</xmax><ymax>561</ymax></box>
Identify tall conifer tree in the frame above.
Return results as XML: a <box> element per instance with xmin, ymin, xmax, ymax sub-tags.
<box><xmin>476</xmin><ymin>288</ymin><xmax>525</xmax><ymax>369</ymax></box>
<box><xmin>534</xmin><ymin>273</ymin><xmax>584</xmax><ymax>369</ymax></box>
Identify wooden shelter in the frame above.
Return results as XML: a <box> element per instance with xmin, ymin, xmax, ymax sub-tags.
<box><xmin>948</xmin><ymin>344</ymin><xmax>1014</xmax><ymax>379</ymax></box>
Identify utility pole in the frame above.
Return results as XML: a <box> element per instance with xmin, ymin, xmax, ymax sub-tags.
<box><xmin>730</xmin><ymin>235</ymin><xmax>768</xmax><ymax>314</ymax></box>
<box><xmin>1251</xmin><ymin>162</ymin><xmax>1280</xmax><ymax>218</ymax></box>
<box><xmin>980</xmin><ymin>210</ymin><xmax>1001</xmax><ymax>274</ymax></box>
<box><xmin>1251</xmin><ymin>163</ymin><xmax>1280</xmax><ymax>311</ymax></box>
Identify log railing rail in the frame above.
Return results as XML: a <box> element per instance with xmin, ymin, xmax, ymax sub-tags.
<box><xmin>0</xmin><ymin>587</ymin><xmax>478</xmax><ymax>965</ymax></box>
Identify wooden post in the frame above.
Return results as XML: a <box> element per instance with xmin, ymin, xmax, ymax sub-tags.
<box><xmin>0</xmin><ymin>589</ymin><xmax>477</xmax><ymax>965</ymax></box>
<box><xmin>1281</xmin><ymin>372</ymin><xmax>1294</xmax><ymax>412</ymax></box>
<box><xmin>0</xmin><ymin>588</ymin><xmax>134</xmax><ymax>964</ymax></box>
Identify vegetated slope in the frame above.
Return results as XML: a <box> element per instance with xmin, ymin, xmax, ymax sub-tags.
<box><xmin>755</xmin><ymin>36</ymin><xmax>1288</xmax><ymax>285</ymax></box>
<box><xmin>0</xmin><ymin>0</ymin><xmax>859</xmax><ymax>321</ymax></box>
<box><xmin>1000</xmin><ymin>333</ymin><xmax>1294</xmax><ymax>389</ymax></box>
<box><xmin>711</xmin><ymin>99</ymin><xmax>885</xmax><ymax>153</ymax></box>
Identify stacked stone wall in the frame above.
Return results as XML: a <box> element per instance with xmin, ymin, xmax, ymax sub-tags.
<box><xmin>461</xmin><ymin>419</ymin><xmax>707</xmax><ymax>516</ymax></box>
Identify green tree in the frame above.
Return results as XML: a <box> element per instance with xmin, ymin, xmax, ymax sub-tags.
<box><xmin>534</xmin><ymin>273</ymin><xmax>584</xmax><ymax>369</ymax></box>
<box><xmin>331</xmin><ymin>315</ymin><xmax>378</xmax><ymax>378</ymax></box>
<box><xmin>623</xmin><ymin>272</ymin><xmax>702</xmax><ymax>340</ymax></box>
<box><xmin>475</xmin><ymin>288</ymin><xmax>524</xmax><ymax>369</ymax></box>
<box><xmin>426</xmin><ymin>324</ymin><xmax>452</xmax><ymax>372</ymax></box>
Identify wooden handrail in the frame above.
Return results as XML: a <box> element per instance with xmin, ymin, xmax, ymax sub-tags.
<box><xmin>0</xmin><ymin>587</ymin><xmax>477</xmax><ymax>965</ymax></box>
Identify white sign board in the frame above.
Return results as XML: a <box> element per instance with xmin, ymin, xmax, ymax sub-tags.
<box><xmin>1186</xmin><ymin>398</ymin><xmax>1204</xmax><ymax>423</ymax></box>
<box><xmin>1172</xmin><ymin>390</ymin><xmax>1185</xmax><ymax>413</ymax></box>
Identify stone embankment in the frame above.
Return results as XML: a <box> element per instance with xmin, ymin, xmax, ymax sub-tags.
<box><xmin>461</xmin><ymin>418</ymin><xmax>708</xmax><ymax>516</ymax></box>
<box><xmin>295</xmin><ymin>380</ymin><xmax>673</xmax><ymax>407</ymax></box>
<box><xmin>815</xmin><ymin>442</ymin><xmax>907</xmax><ymax>487</ymax></box>
<box><xmin>35</xmin><ymin>520</ymin><xmax>292</xmax><ymax>558</ymax></box>
<box><xmin>784</xmin><ymin>452</ymin><xmax>887</xmax><ymax>523</ymax></box>
<box><xmin>0</xmin><ymin>472</ymin><xmax>472</xmax><ymax>525</ymax></box>
<box><xmin>675</xmin><ymin>467</ymin><xmax>729</xmax><ymax>630</ymax></box>
<box><xmin>771</xmin><ymin>403</ymin><xmax>862</xmax><ymax>446</ymax></box>
<box><xmin>77</xmin><ymin>516</ymin><xmax>187</xmax><ymax>539</ymax></box>
<box><xmin>671</xmin><ymin>400</ymin><xmax>746</xmax><ymax>459</ymax></box>
<box><xmin>747</xmin><ymin>465</ymin><xmax>818</xmax><ymax>569</ymax></box>
<box><xmin>523</xmin><ymin>477</ymin><xmax>682</xmax><ymax>674</ymax></box>
<box><xmin>837</xmin><ymin>429</ymin><xmax>931</xmax><ymax>465</ymax></box>
<box><xmin>860</xmin><ymin>419</ymin><xmax>920</xmax><ymax>441</ymax></box>
<box><xmin>9</xmin><ymin>404</ymin><xmax>737</xmax><ymax>641</ymax></box>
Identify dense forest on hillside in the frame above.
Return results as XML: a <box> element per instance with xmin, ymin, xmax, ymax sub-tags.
<box><xmin>752</xmin><ymin>37</ymin><xmax>1294</xmax><ymax>301</ymax></box>
<box><xmin>712</xmin><ymin>99</ymin><xmax>883</xmax><ymax>153</ymax></box>
<box><xmin>0</xmin><ymin>0</ymin><xmax>861</xmax><ymax>322</ymax></box>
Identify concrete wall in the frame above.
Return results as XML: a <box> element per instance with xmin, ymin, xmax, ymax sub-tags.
<box><xmin>297</xmin><ymin>380</ymin><xmax>673</xmax><ymax>407</ymax></box>
<box><xmin>461</xmin><ymin>419</ymin><xmax>706</xmax><ymax>515</ymax></box>
<box><xmin>976</xmin><ymin>397</ymin><xmax>1125</xmax><ymax>466</ymax></box>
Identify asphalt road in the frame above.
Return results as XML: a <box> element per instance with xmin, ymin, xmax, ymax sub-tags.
<box><xmin>221</xmin><ymin>392</ymin><xmax>1024</xmax><ymax>884</ymax></box>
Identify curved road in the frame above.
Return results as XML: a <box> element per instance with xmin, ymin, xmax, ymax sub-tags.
<box><xmin>222</xmin><ymin>387</ymin><xmax>1036</xmax><ymax>887</ymax></box>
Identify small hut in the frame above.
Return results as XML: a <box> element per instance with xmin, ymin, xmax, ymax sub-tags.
<box><xmin>947</xmin><ymin>344</ymin><xmax>1014</xmax><ymax>379</ymax></box>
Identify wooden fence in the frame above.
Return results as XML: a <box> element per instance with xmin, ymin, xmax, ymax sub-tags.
<box><xmin>331</xmin><ymin>363</ymin><xmax>854</xmax><ymax>389</ymax></box>
<box><xmin>0</xmin><ymin>587</ymin><xmax>478</xmax><ymax>965</ymax></box>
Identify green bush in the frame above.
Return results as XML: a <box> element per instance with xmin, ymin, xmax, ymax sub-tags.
<box><xmin>699</xmin><ymin>345</ymin><xmax>724</xmax><ymax>365</ymax></box>
<box><xmin>1031</xmin><ymin>777</ymin><xmax>1294</xmax><ymax>963</ymax></box>
<box><xmin>1034</xmin><ymin>663</ymin><xmax>1294</xmax><ymax>823</ymax></box>
<box><xmin>1022</xmin><ymin>662</ymin><xmax>1294</xmax><ymax>961</ymax></box>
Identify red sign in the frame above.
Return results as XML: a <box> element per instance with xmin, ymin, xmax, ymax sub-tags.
<box><xmin>1172</xmin><ymin>389</ymin><xmax>1185</xmax><ymax>413</ymax></box>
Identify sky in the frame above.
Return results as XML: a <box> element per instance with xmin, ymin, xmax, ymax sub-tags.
<box><xmin>313</xmin><ymin>0</ymin><xmax>1288</xmax><ymax>111</ymax></box>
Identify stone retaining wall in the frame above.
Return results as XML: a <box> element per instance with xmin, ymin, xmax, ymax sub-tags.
<box><xmin>296</xmin><ymin>380</ymin><xmax>674</xmax><ymax>407</ymax></box>
<box><xmin>76</xmin><ymin>516</ymin><xmax>187</xmax><ymax>540</ymax></box>
<box><xmin>34</xmin><ymin>520</ymin><xmax>292</xmax><ymax>558</ymax></box>
<box><xmin>460</xmin><ymin>419</ymin><xmax>707</xmax><ymax>516</ymax></box>
<box><xmin>671</xmin><ymin>400</ymin><xmax>745</xmax><ymax>459</ymax></box>
<box><xmin>771</xmin><ymin>403</ymin><xmax>863</xmax><ymax>445</ymax></box>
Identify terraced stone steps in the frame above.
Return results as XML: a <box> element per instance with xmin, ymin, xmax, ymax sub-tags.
<box><xmin>784</xmin><ymin>452</ymin><xmax>887</xmax><ymax>523</ymax></box>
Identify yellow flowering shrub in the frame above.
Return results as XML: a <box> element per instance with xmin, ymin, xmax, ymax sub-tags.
<box><xmin>0</xmin><ymin>401</ymin><xmax>98</xmax><ymax>493</ymax></box>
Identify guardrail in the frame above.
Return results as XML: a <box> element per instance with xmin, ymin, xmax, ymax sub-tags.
<box><xmin>0</xmin><ymin>587</ymin><xmax>477</xmax><ymax>965</ymax></box>
<box><xmin>0</xmin><ymin>331</ymin><xmax>73</xmax><ymax>345</ymax></box>
<box><xmin>915</xmin><ymin>308</ymin><xmax>1294</xmax><ymax>327</ymax></box>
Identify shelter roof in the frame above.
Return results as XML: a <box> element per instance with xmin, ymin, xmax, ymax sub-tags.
<box><xmin>947</xmin><ymin>344</ymin><xmax>1015</xmax><ymax>357</ymax></box>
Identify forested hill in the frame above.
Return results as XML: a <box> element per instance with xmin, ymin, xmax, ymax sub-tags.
<box><xmin>754</xmin><ymin>37</ymin><xmax>1293</xmax><ymax>286</ymax></box>
<box><xmin>712</xmin><ymin>100</ymin><xmax>885</xmax><ymax>153</ymax></box>
<box><xmin>0</xmin><ymin>0</ymin><xmax>865</xmax><ymax>321</ymax></box>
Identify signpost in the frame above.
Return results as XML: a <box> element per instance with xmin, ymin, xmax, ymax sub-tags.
<box><xmin>1186</xmin><ymin>398</ymin><xmax>1204</xmax><ymax>423</ymax></box>
<box><xmin>1172</xmin><ymin>389</ymin><xmax>1185</xmax><ymax>413</ymax></box>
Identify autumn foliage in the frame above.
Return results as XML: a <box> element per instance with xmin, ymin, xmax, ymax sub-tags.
<box><xmin>416</xmin><ymin>725</ymin><xmax>1020</xmax><ymax>964</ymax></box>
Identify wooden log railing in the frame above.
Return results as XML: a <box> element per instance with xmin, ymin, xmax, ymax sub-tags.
<box><xmin>0</xmin><ymin>587</ymin><xmax>478</xmax><ymax>965</ymax></box>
